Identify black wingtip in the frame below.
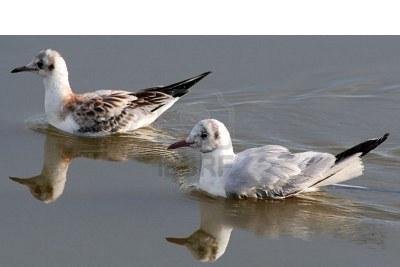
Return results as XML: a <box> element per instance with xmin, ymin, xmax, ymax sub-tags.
<box><xmin>198</xmin><ymin>71</ymin><xmax>212</xmax><ymax>78</ymax></box>
<box><xmin>181</xmin><ymin>71</ymin><xmax>212</xmax><ymax>86</ymax></box>
<box><xmin>149</xmin><ymin>71</ymin><xmax>212</xmax><ymax>98</ymax></box>
<box><xmin>335</xmin><ymin>133</ymin><xmax>390</xmax><ymax>164</ymax></box>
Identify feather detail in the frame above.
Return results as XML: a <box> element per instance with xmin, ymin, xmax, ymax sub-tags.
<box><xmin>62</xmin><ymin>89</ymin><xmax>176</xmax><ymax>134</ymax></box>
<box><xmin>225</xmin><ymin>146</ymin><xmax>337</xmax><ymax>199</ymax></box>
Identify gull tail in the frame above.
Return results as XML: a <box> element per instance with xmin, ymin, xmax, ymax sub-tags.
<box><xmin>145</xmin><ymin>71</ymin><xmax>212</xmax><ymax>97</ymax></box>
<box><xmin>334</xmin><ymin>133</ymin><xmax>389</xmax><ymax>164</ymax></box>
<box><xmin>307</xmin><ymin>133</ymin><xmax>389</xmax><ymax>189</ymax></box>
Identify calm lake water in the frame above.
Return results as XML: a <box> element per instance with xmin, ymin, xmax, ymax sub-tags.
<box><xmin>1</xmin><ymin>36</ymin><xmax>400</xmax><ymax>266</ymax></box>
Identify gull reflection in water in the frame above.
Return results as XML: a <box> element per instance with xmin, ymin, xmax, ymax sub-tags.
<box><xmin>166</xmin><ymin>193</ymin><xmax>400</xmax><ymax>262</ymax></box>
<box><xmin>10</xmin><ymin>125</ymin><xmax>194</xmax><ymax>203</ymax></box>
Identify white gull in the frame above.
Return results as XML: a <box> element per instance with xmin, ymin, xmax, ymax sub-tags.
<box><xmin>168</xmin><ymin>119</ymin><xmax>389</xmax><ymax>199</ymax></box>
<box><xmin>11</xmin><ymin>49</ymin><xmax>211</xmax><ymax>136</ymax></box>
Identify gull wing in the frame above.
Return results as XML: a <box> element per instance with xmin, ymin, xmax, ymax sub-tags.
<box><xmin>70</xmin><ymin>90</ymin><xmax>173</xmax><ymax>134</ymax></box>
<box><xmin>69</xmin><ymin>72</ymin><xmax>211</xmax><ymax>134</ymax></box>
<box><xmin>224</xmin><ymin>145</ymin><xmax>336</xmax><ymax>199</ymax></box>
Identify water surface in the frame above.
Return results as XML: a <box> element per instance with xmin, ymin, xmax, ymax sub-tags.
<box><xmin>0</xmin><ymin>36</ymin><xmax>399</xmax><ymax>266</ymax></box>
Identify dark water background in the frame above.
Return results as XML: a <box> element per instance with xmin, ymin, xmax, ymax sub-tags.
<box><xmin>0</xmin><ymin>36</ymin><xmax>399</xmax><ymax>266</ymax></box>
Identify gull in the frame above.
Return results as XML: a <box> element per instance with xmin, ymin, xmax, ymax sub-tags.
<box><xmin>168</xmin><ymin>119</ymin><xmax>389</xmax><ymax>199</ymax></box>
<box><xmin>11</xmin><ymin>49</ymin><xmax>211</xmax><ymax>136</ymax></box>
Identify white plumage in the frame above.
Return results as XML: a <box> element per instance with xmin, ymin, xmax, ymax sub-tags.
<box><xmin>168</xmin><ymin>119</ymin><xmax>388</xmax><ymax>199</ymax></box>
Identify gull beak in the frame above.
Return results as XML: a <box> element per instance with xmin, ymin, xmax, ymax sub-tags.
<box><xmin>168</xmin><ymin>140</ymin><xmax>193</xmax><ymax>150</ymax></box>
<box><xmin>11</xmin><ymin>63</ymin><xmax>38</xmax><ymax>73</ymax></box>
<box><xmin>166</xmin><ymin>237</ymin><xmax>188</xmax><ymax>246</ymax></box>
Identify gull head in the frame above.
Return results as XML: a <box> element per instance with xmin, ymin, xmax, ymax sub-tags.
<box><xmin>11</xmin><ymin>49</ymin><xmax>67</xmax><ymax>78</ymax></box>
<box><xmin>166</xmin><ymin>230</ymin><xmax>221</xmax><ymax>262</ymax></box>
<box><xmin>9</xmin><ymin>175</ymin><xmax>66</xmax><ymax>204</ymax></box>
<box><xmin>168</xmin><ymin>119</ymin><xmax>232</xmax><ymax>153</ymax></box>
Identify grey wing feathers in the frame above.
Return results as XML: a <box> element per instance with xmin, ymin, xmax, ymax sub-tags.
<box><xmin>225</xmin><ymin>145</ymin><xmax>336</xmax><ymax>199</ymax></box>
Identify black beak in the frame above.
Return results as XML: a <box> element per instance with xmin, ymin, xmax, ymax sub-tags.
<box><xmin>10</xmin><ymin>66</ymin><xmax>37</xmax><ymax>73</ymax></box>
<box><xmin>167</xmin><ymin>140</ymin><xmax>193</xmax><ymax>150</ymax></box>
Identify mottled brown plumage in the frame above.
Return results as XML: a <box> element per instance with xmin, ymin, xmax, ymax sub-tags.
<box><xmin>11</xmin><ymin>48</ymin><xmax>211</xmax><ymax>136</ymax></box>
<box><xmin>66</xmin><ymin>90</ymin><xmax>174</xmax><ymax>134</ymax></box>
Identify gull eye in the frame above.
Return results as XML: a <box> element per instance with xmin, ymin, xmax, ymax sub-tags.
<box><xmin>37</xmin><ymin>61</ymin><xmax>43</xmax><ymax>69</ymax></box>
<box><xmin>200</xmin><ymin>131</ymin><xmax>208</xmax><ymax>139</ymax></box>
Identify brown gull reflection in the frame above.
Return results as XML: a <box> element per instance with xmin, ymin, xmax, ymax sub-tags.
<box><xmin>10</xmin><ymin>126</ymin><xmax>194</xmax><ymax>203</ymax></box>
<box><xmin>166</xmin><ymin>193</ymin><xmax>400</xmax><ymax>262</ymax></box>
